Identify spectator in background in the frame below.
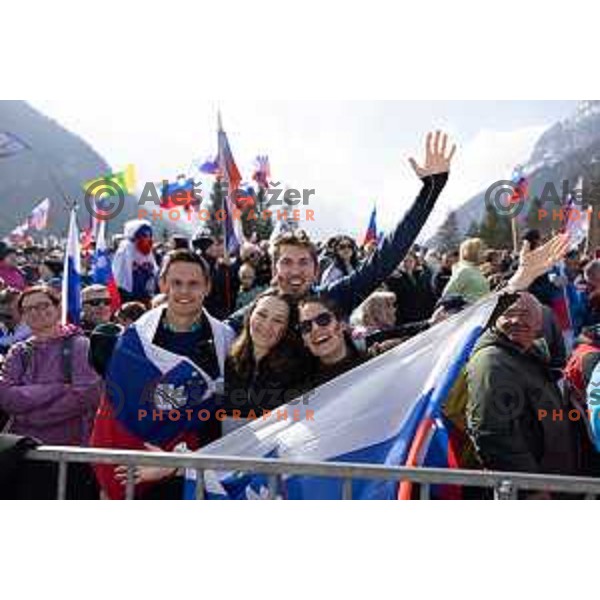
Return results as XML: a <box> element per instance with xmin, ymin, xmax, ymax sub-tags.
<box><xmin>39</xmin><ymin>258</ymin><xmax>63</xmax><ymax>285</ymax></box>
<box><xmin>351</xmin><ymin>291</ymin><xmax>397</xmax><ymax>351</ymax></box>
<box><xmin>112</xmin><ymin>220</ymin><xmax>158</xmax><ymax>304</ymax></box>
<box><xmin>114</xmin><ymin>302</ymin><xmax>147</xmax><ymax>328</ymax></box>
<box><xmin>0</xmin><ymin>287</ymin><xmax>31</xmax><ymax>356</ymax></box>
<box><xmin>442</xmin><ymin>238</ymin><xmax>490</xmax><ymax>304</ymax></box>
<box><xmin>193</xmin><ymin>233</ymin><xmax>239</xmax><ymax>319</ymax></box>
<box><xmin>235</xmin><ymin>262</ymin><xmax>266</xmax><ymax>310</ymax></box>
<box><xmin>386</xmin><ymin>252</ymin><xmax>437</xmax><ymax>325</ymax></box>
<box><xmin>320</xmin><ymin>235</ymin><xmax>361</xmax><ymax>286</ymax></box>
<box><xmin>433</xmin><ymin>250</ymin><xmax>459</xmax><ymax>298</ymax></box>
<box><xmin>0</xmin><ymin>242</ymin><xmax>26</xmax><ymax>291</ymax></box>
<box><xmin>81</xmin><ymin>284</ymin><xmax>113</xmax><ymax>336</ymax></box>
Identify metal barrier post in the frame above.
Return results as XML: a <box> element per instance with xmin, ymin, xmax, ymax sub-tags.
<box><xmin>419</xmin><ymin>484</ymin><xmax>431</xmax><ymax>500</ymax></box>
<box><xmin>494</xmin><ymin>480</ymin><xmax>518</xmax><ymax>500</ymax></box>
<box><xmin>268</xmin><ymin>475</ymin><xmax>278</xmax><ymax>499</ymax></box>
<box><xmin>125</xmin><ymin>466</ymin><xmax>135</xmax><ymax>500</ymax></box>
<box><xmin>195</xmin><ymin>470</ymin><xmax>205</xmax><ymax>500</ymax></box>
<box><xmin>342</xmin><ymin>478</ymin><xmax>353</xmax><ymax>500</ymax></box>
<box><xmin>56</xmin><ymin>461</ymin><xmax>68</xmax><ymax>500</ymax></box>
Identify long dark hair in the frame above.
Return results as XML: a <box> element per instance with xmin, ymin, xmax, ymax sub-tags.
<box><xmin>332</xmin><ymin>236</ymin><xmax>359</xmax><ymax>275</ymax></box>
<box><xmin>229</xmin><ymin>289</ymin><xmax>299</xmax><ymax>381</ymax></box>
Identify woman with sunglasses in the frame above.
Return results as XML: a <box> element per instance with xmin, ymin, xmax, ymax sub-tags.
<box><xmin>0</xmin><ymin>285</ymin><xmax>102</xmax><ymax>498</ymax></box>
<box><xmin>320</xmin><ymin>236</ymin><xmax>360</xmax><ymax>287</ymax></box>
<box><xmin>224</xmin><ymin>289</ymin><xmax>307</xmax><ymax>429</ymax></box>
<box><xmin>297</xmin><ymin>295</ymin><xmax>368</xmax><ymax>392</ymax></box>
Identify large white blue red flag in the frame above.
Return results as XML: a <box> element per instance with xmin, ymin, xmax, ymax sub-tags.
<box><xmin>61</xmin><ymin>208</ymin><xmax>81</xmax><ymax>326</ymax></box>
<box><xmin>184</xmin><ymin>296</ymin><xmax>498</xmax><ymax>500</ymax></box>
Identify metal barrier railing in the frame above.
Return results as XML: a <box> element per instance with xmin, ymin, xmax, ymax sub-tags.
<box><xmin>23</xmin><ymin>446</ymin><xmax>600</xmax><ymax>500</ymax></box>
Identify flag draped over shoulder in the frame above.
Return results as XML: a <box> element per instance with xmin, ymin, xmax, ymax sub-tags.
<box><xmin>184</xmin><ymin>297</ymin><xmax>499</xmax><ymax>500</ymax></box>
<box><xmin>91</xmin><ymin>220</ymin><xmax>121</xmax><ymax>312</ymax></box>
<box><xmin>90</xmin><ymin>306</ymin><xmax>236</xmax><ymax>499</ymax></box>
<box><xmin>61</xmin><ymin>209</ymin><xmax>81</xmax><ymax>326</ymax></box>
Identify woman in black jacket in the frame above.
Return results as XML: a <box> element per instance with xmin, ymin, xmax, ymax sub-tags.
<box><xmin>223</xmin><ymin>290</ymin><xmax>308</xmax><ymax>422</ymax></box>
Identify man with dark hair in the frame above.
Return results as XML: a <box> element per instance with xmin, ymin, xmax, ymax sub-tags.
<box><xmin>227</xmin><ymin>131</ymin><xmax>457</xmax><ymax>332</ymax></box>
<box><xmin>90</xmin><ymin>248</ymin><xmax>235</xmax><ymax>500</ymax></box>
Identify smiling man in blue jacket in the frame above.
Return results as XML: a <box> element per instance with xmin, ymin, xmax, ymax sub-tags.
<box><xmin>227</xmin><ymin>131</ymin><xmax>456</xmax><ymax>333</ymax></box>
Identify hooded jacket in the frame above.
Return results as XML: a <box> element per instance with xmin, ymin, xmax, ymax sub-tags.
<box><xmin>466</xmin><ymin>329</ymin><xmax>579</xmax><ymax>476</ymax></box>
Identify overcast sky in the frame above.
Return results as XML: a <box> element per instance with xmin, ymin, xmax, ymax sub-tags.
<box><xmin>30</xmin><ymin>100</ymin><xmax>578</xmax><ymax>240</ymax></box>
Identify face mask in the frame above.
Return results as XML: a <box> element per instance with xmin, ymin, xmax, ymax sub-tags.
<box><xmin>135</xmin><ymin>237</ymin><xmax>153</xmax><ymax>256</ymax></box>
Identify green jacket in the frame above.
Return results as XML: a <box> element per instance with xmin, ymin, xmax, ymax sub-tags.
<box><xmin>443</xmin><ymin>262</ymin><xmax>490</xmax><ymax>304</ymax></box>
<box><xmin>466</xmin><ymin>329</ymin><xmax>579</xmax><ymax>476</ymax></box>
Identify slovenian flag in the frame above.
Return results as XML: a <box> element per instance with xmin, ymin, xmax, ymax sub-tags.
<box><xmin>218</xmin><ymin>113</ymin><xmax>244</xmax><ymax>253</ymax></box>
<box><xmin>199</xmin><ymin>157</ymin><xmax>220</xmax><ymax>175</ymax></box>
<box><xmin>160</xmin><ymin>177</ymin><xmax>199</xmax><ymax>212</ymax></box>
<box><xmin>61</xmin><ymin>208</ymin><xmax>81</xmax><ymax>326</ymax></box>
<box><xmin>89</xmin><ymin>306</ymin><xmax>235</xmax><ymax>499</ymax></box>
<box><xmin>362</xmin><ymin>206</ymin><xmax>378</xmax><ymax>246</ymax></box>
<box><xmin>183</xmin><ymin>296</ymin><xmax>498</xmax><ymax>500</ymax></box>
<box><xmin>27</xmin><ymin>198</ymin><xmax>50</xmax><ymax>231</ymax></box>
<box><xmin>92</xmin><ymin>220</ymin><xmax>121</xmax><ymax>312</ymax></box>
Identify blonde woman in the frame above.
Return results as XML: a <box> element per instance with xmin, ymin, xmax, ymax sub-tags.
<box><xmin>442</xmin><ymin>238</ymin><xmax>490</xmax><ymax>303</ymax></box>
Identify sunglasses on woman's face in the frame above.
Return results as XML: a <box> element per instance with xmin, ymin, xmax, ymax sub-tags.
<box><xmin>85</xmin><ymin>298</ymin><xmax>111</xmax><ymax>308</ymax></box>
<box><xmin>299</xmin><ymin>312</ymin><xmax>334</xmax><ymax>335</ymax></box>
<box><xmin>337</xmin><ymin>244</ymin><xmax>353</xmax><ymax>251</ymax></box>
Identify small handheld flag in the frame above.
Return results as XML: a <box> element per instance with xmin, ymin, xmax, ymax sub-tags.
<box><xmin>61</xmin><ymin>208</ymin><xmax>82</xmax><ymax>326</ymax></box>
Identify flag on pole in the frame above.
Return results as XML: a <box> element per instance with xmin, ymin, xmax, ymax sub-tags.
<box><xmin>198</xmin><ymin>157</ymin><xmax>220</xmax><ymax>175</ymax></box>
<box><xmin>160</xmin><ymin>177</ymin><xmax>199</xmax><ymax>212</ymax></box>
<box><xmin>217</xmin><ymin>113</ymin><xmax>244</xmax><ymax>253</ymax></box>
<box><xmin>183</xmin><ymin>297</ymin><xmax>498</xmax><ymax>500</ymax></box>
<box><xmin>27</xmin><ymin>198</ymin><xmax>50</xmax><ymax>230</ymax></box>
<box><xmin>92</xmin><ymin>220</ymin><xmax>121</xmax><ymax>312</ymax></box>
<box><xmin>61</xmin><ymin>209</ymin><xmax>82</xmax><ymax>326</ymax></box>
<box><xmin>252</xmin><ymin>155</ymin><xmax>271</xmax><ymax>189</ymax></box>
<box><xmin>83</xmin><ymin>164</ymin><xmax>136</xmax><ymax>196</ymax></box>
<box><xmin>362</xmin><ymin>206</ymin><xmax>378</xmax><ymax>246</ymax></box>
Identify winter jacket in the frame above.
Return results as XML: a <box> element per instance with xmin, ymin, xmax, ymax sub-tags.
<box><xmin>443</xmin><ymin>262</ymin><xmax>490</xmax><ymax>304</ymax></box>
<box><xmin>466</xmin><ymin>329</ymin><xmax>580</xmax><ymax>476</ymax></box>
<box><xmin>0</xmin><ymin>264</ymin><xmax>26</xmax><ymax>291</ymax></box>
<box><xmin>0</xmin><ymin>328</ymin><xmax>103</xmax><ymax>446</ymax></box>
<box><xmin>385</xmin><ymin>268</ymin><xmax>437</xmax><ymax>325</ymax></box>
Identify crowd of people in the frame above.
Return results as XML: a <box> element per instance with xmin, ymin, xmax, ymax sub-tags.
<box><xmin>2</xmin><ymin>131</ymin><xmax>600</xmax><ymax>499</ymax></box>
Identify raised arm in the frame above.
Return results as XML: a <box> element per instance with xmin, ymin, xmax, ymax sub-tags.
<box><xmin>323</xmin><ymin>131</ymin><xmax>456</xmax><ymax>316</ymax></box>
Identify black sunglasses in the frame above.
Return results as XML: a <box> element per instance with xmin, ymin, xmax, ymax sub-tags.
<box><xmin>299</xmin><ymin>312</ymin><xmax>334</xmax><ymax>335</ymax></box>
<box><xmin>85</xmin><ymin>298</ymin><xmax>111</xmax><ymax>307</ymax></box>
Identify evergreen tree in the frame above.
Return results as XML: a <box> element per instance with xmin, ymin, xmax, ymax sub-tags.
<box><xmin>433</xmin><ymin>210</ymin><xmax>462</xmax><ymax>252</ymax></box>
